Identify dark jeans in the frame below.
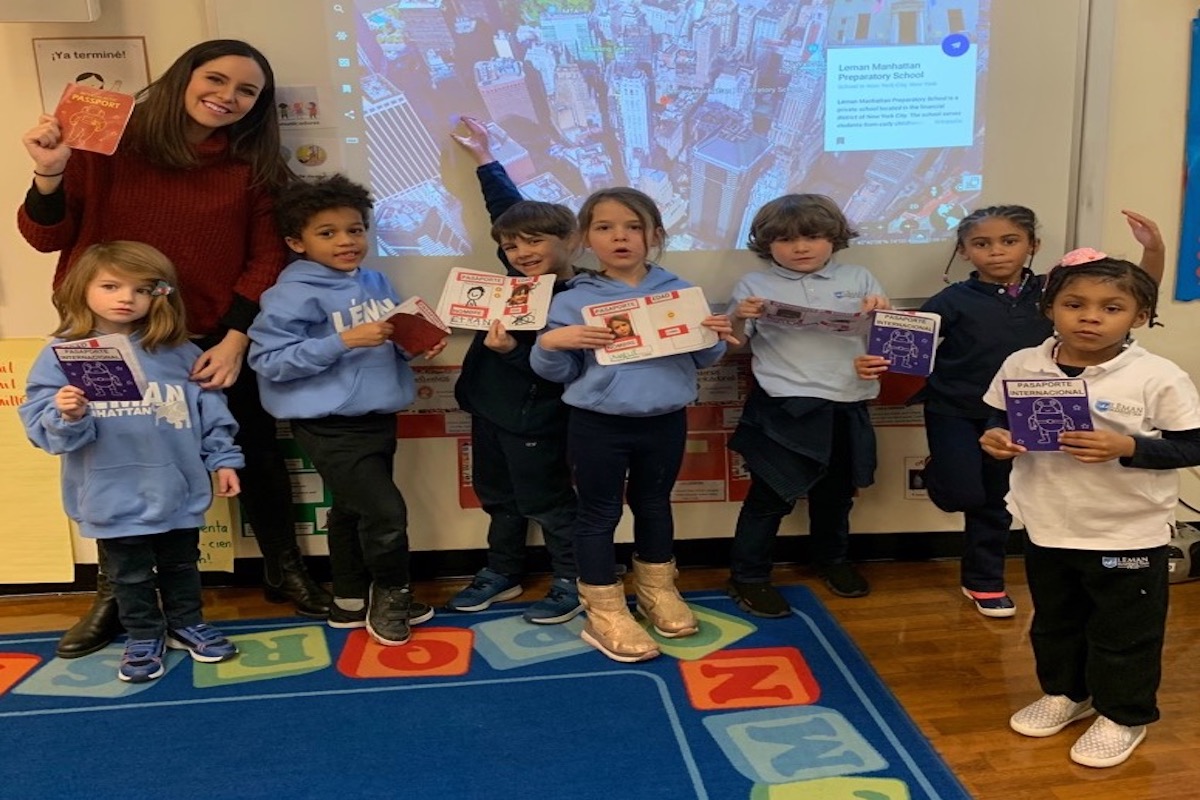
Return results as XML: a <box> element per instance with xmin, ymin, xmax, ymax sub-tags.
<box><xmin>1024</xmin><ymin>539</ymin><xmax>1169</xmax><ymax>726</ymax></box>
<box><xmin>567</xmin><ymin>408</ymin><xmax>686</xmax><ymax>585</ymax></box>
<box><xmin>471</xmin><ymin>415</ymin><xmax>577</xmax><ymax>580</ymax></box>
<box><xmin>196</xmin><ymin>333</ymin><xmax>297</xmax><ymax>564</ymax></box>
<box><xmin>923</xmin><ymin>410</ymin><xmax>1013</xmax><ymax>592</ymax></box>
<box><xmin>729</xmin><ymin>406</ymin><xmax>855</xmax><ymax>583</ymax></box>
<box><xmin>103</xmin><ymin>529</ymin><xmax>203</xmax><ymax>640</ymax></box>
<box><xmin>291</xmin><ymin>414</ymin><xmax>410</xmax><ymax>598</ymax></box>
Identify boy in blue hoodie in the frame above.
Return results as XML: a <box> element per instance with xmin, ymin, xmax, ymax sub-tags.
<box><xmin>248</xmin><ymin>175</ymin><xmax>446</xmax><ymax>647</ymax></box>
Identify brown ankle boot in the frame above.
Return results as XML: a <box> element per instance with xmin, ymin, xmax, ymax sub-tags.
<box><xmin>576</xmin><ymin>580</ymin><xmax>660</xmax><ymax>663</ymax></box>
<box><xmin>633</xmin><ymin>556</ymin><xmax>698</xmax><ymax>638</ymax></box>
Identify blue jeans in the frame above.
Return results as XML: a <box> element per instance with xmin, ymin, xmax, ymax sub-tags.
<box><xmin>923</xmin><ymin>410</ymin><xmax>1012</xmax><ymax>592</ymax></box>
<box><xmin>103</xmin><ymin>529</ymin><xmax>203</xmax><ymax>640</ymax></box>
<box><xmin>567</xmin><ymin>408</ymin><xmax>686</xmax><ymax>585</ymax></box>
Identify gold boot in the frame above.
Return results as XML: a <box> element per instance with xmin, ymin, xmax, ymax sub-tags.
<box><xmin>576</xmin><ymin>580</ymin><xmax>660</xmax><ymax>663</ymax></box>
<box><xmin>633</xmin><ymin>556</ymin><xmax>698</xmax><ymax>638</ymax></box>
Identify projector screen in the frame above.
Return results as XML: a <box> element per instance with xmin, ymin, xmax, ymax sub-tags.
<box><xmin>208</xmin><ymin>0</ymin><xmax>1088</xmax><ymax>306</ymax></box>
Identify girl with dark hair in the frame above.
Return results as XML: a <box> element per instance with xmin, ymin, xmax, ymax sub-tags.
<box><xmin>980</xmin><ymin>249</ymin><xmax>1200</xmax><ymax>768</ymax></box>
<box><xmin>18</xmin><ymin>39</ymin><xmax>330</xmax><ymax>660</ymax></box>
<box><xmin>856</xmin><ymin>207</ymin><xmax>1163</xmax><ymax>618</ymax></box>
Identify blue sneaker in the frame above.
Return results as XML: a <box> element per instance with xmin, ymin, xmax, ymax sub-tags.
<box><xmin>445</xmin><ymin>568</ymin><xmax>522</xmax><ymax>612</ymax></box>
<box><xmin>167</xmin><ymin>623</ymin><xmax>238</xmax><ymax>663</ymax></box>
<box><xmin>523</xmin><ymin>578</ymin><xmax>583</xmax><ymax>624</ymax></box>
<box><xmin>118</xmin><ymin>637</ymin><xmax>166</xmax><ymax>683</ymax></box>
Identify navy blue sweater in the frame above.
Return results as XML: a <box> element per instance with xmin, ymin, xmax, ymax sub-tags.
<box><xmin>916</xmin><ymin>270</ymin><xmax>1052</xmax><ymax>418</ymax></box>
<box><xmin>453</xmin><ymin>162</ymin><xmax>569</xmax><ymax>437</ymax></box>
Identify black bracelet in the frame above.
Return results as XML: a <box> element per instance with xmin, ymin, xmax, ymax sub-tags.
<box><xmin>33</xmin><ymin>169</ymin><xmax>65</xmax><ymax>178</ymax></box>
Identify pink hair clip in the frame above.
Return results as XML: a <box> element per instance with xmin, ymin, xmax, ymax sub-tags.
<box><xmin>1056</xmin><ymin>247</ymin><xmax>1108</xmax><ymax>267</ymax></box>
<box><xmin>150</xmin><ymin>280</ymin><xmax>174</xmax><ymax>297</ymax></box>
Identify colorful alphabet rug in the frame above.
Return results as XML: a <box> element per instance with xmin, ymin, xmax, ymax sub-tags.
<box><xmin>0</xmin><ymin>587</ymin><xmax>967</xmax><ymax>799</ymax></box>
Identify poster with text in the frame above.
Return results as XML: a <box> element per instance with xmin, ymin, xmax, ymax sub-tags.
<box><xmin>33</xmin><ymin>37</ymin><xmax>150</xmax><ymax>114</ymax></box>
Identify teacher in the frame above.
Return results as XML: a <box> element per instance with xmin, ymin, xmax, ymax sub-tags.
<box><xmin>18</xmin><ymin>39</ymin><xmax>332</xmax><ymax>657</ymax></box>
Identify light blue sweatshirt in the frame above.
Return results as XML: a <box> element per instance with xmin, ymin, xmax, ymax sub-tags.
<box><xmin>531</xmin><ymin>264</ymin><xmax>726</xmax><ymax>416</ymax></box>
<box><xmin>19</xmin><ymin>337</ymin><xmax>244</xmax><ymax>539</ymax></box>
<box><xmin>248</xmin><ymin>259</ymin><xmax>417</xmax><ymax>419</ymax></box>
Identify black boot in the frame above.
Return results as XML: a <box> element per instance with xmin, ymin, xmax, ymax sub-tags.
<box><xmin>263</xmin><ymin>547</ymin><xmax>332</xmax><ymax>618</ymax></box>
<box><xmin>56</xmin><ymin>572</ymin><xmax>124</xmax><ymax>659</ymax></box>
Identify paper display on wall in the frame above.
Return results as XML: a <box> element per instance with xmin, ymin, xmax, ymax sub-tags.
<box><xmin>32</xmin><ymin>37</ymin><xmax>151</xmax><ymax>115</ymax></box>
<box><xmin>0</xmin><ymin>339</ymin><xmax>75</xmax><ymax>583</ymax></box>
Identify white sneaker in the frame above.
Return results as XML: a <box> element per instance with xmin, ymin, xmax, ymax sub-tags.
<box><xmin>1069</xmin><ymin>715</ymin><xmax>1147</xmax><ymax>768</ymax></box>
<box><xmin>1010</xmin><ymin>694</ymin><xmax>1095</xmax><ymax>737</ymax></box>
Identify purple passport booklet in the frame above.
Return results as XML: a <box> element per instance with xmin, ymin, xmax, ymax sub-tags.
<box><xmin>866</xmin><ymin>310</ymin><xmax>941</xmax><ymax>376</ymax></box>
<box><xmin>1003</xmin><ymin>378</ymin><xmax>1094</xmax><ymax>451</ymax></box>
<box><xmin>52</xmin><ymin>333</ymin><xmax>148</xmax><ymax>402</ymax></box>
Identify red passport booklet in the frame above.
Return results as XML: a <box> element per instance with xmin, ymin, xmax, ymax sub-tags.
<box><xmin>388</xmin><ymin>297</ymin><xmax>450</xmax><ymax>355</ymax></box>
<box><xmin>54</xmin><ymin>83</ymin><xmax>136</xmax><ymax>156</ymax></box>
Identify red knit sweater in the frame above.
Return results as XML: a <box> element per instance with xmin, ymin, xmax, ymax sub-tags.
<box><xmin>17</xmin><ymin>132</ymin><xmax>286</xmax><ymax>336</ymax></box>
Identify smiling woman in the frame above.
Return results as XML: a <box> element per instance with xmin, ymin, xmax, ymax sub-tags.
<box><xmin>16</xmin><ymin>39</ymin><xmax>331</xmax><ymax>659</ymax></box>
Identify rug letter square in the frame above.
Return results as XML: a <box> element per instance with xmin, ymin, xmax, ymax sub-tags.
<box><xmin>681</xmin><ymin>647</ymin><xmax>819</xmax><ymax>710</ymax></box>
<box><xmin>704</xmin><ymin>705</ymin><xmax>886</xmax><ymax>784</ymax></box>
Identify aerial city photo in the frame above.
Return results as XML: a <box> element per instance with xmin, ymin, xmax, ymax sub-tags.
<box><xmin>349</xmin><ymin>0</ymin><xmax>988</xmax><ymax>257</ymax></box>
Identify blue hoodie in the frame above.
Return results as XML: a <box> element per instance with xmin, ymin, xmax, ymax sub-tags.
<box><xmin>19</xmin><ymin>337</ymin><xmax>244</xmax><ymax>539</ymax></box>
<box><xmin>248</xmin><ymin>260</ymin><xmax>417</xmax><ymax>419</ymax></box>
<box><xmin>531</xmin><ymin>264</ymin><xmax>726</xmax><ymax>416</ymax></box>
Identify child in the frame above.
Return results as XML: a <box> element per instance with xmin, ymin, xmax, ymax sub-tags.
<box><xmin>980</xmin><ymin>250</ymin><xmax>1199</xmax><ymax>768</ymax></box>
<box><xmin>19</xmin><ymin>241</ymin><xmax>243</xmax><ymax>683</ymax></box>
<box><xmin>247</xmin><ymin>175</ymin><xmax>445</xmax><ymax>646</ymax></box>
<box><xmin>531</xmin><ymin>187</ymin><xmax>734</xmax><ymax>662</ymax></box>
<box><xmin>855</xmin><ymin>207</ymin><xmax>1164</xmax><ymax>617</ymax></box>
<box><xmin>725</xmin><ymin>194</ymin><xmax>890</xmax><ymax>616</ymax></box>
<box><xmin>444</xmin><ymin>115</ymin><xmax>582</xmax><ymax>623</ymax></box>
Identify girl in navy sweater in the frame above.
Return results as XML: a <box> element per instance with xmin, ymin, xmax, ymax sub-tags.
<box><xmin>856</xmin><ymin>206</ymin><xmax>1163</xmax><ymax>617</ymax></box>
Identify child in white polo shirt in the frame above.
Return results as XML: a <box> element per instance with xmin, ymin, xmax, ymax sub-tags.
<box><xmin>981</xmin><ymin>249</ymin><xmax>1200</xmax><ymax>769</ymax></box>
<box><xmin>725</xmin><ymin>194</ymin><xmax>890</xmax><ymax>615</ymax></box>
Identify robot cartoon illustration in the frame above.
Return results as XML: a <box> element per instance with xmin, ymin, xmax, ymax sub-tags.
<box><xmin>80</xmin><ymin>363</ymin><xmax>125</xmax><ymax>398</ymax></box>
<box><xmin>1027</xmin><ymin>397</ymin><xmax>1076</xmax><ymax>444</ymax></box>
<box><xmin>880</xmin><ymin>329</ymin><xmax>919</xmax><ymax>370</ymax></box>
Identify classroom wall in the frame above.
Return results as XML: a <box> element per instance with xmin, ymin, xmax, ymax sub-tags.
<box><xmin>1</xmin><ymin>0</ymin><xmax>1197</xmax><ymax>567</ymax></box>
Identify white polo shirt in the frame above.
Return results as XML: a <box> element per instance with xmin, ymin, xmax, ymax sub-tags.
<box><xmin>730</xmin><ymin>261</ymin><xmax>883</xmax><ymax>401</ymax></box>
<box><xmin>983</xmin><ymin>338</ymin><xmax>1200</xmax><ymax>550</ymax></box>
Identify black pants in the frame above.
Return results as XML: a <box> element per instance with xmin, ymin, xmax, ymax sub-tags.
<box><xmin>729</xmin><ymin>406</ymin><xmax>856</xmax><ymax>583</ymax></box>
<box><xmin>1024</xmin><ymin>539</ymin><xmax>1169</xmax><ymax>726</ymax></box>
<box><xmin>471</xmin><ymin>415</ymin><xmax>577</xmax><ymax>580</ymax></box>
<box><xmin>104</xmin><ymin>529</ymin><xmax>203</xmax><ymax>640</ymax></box>
<box><xmin>291</xmin><ymin>414</ymin><xmax>410</xmax><ymax>597</ymax></box>
<box><xmin>197</xmin><ymin>334</ymin><xmax>297</xmax><ymax>563</ymax></box>
<box><xmin>922</xmin><ymin>410</ymin><xmax>1013</xmax><ymax>592</ymax></box>
<box><xmin>567</xmin><ymin>408</ymin><xmax>686</xmax><ymax>585</ymax></box>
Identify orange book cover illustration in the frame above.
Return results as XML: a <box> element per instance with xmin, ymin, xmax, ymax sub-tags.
<box><xmin>53</xmin><ymin>83</ymin><xmax>136</xmax><ymax>156</ymax></box>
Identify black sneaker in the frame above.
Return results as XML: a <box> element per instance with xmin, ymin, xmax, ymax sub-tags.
<box><xmin>727</xmin><ymin>580</ymin><xmax>792</xmax><ymax>618</ymax></box>
<box><xmin>367</xmin><ymin>585</ymin><xmax>417</xmax><ymax>646</ymax></box>
<box><xmin>331</xmin><ymin>597</ymin><xmax>433</xmax><ymax>629</ymax></box>
<box><xmin>819</xmin><ymin>563</ymin><xmax>870</xmax><ymax>598</ymax></box>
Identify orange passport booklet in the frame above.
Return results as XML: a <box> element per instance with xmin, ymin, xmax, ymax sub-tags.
<box><xmin>388</xmin><ymin>297</ymin><xmax>450</xmax><ymax>355</ymax></box>
<box><xmin>54</xmin><ymin>83</ymin><xmax>136</xmax><ymax>156</ymax></box>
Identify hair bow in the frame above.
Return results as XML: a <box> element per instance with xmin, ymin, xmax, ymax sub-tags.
<box><xmin>1056</xmin><ymin>247</ymin><xmax>1107</xmax><ymax>267</ymax></box>
<box><xmin>150</xmin><ymin>280</ymin><xmax>174</xmax><ymax>297</ymax></box>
